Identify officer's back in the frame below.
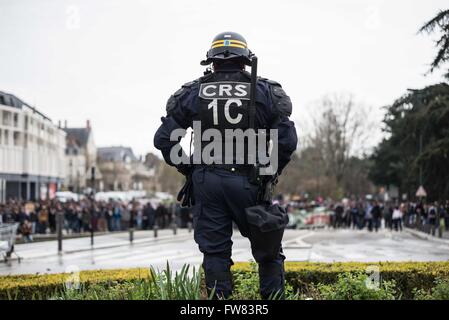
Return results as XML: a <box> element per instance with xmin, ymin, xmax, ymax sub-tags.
<box><xmin>154</xmin><ymin>31</ymin><xmax>297</xmax><ymax>299</ymax></box>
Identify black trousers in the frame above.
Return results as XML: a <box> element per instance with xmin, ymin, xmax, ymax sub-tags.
<box><xmin>192</xmin><ymin>167</ymin><xmax>285</xmax><ymax>299</ymax></box>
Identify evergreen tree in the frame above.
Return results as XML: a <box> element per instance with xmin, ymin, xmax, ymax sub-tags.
<box><xmin>370</xmin><ymin>10</ymin><xmax>449</xmax><ymax>201</ymax></box>
<box><xmin>369</xmin><ymin>83</ymin><xmax>449</xmax><ymax>200</ymax></box>
<box><xmin>420</xmin><ymin>9</ymin><xmax>449</xmax><ymax>78</ymax></box>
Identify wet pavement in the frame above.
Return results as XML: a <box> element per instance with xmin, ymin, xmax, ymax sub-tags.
<box><xmin>283</xmin><ymin>228</ymin><xmax>449</xmax><ymax>262</ymax></box>
<box><xmin>1</xmin><ymin>228</ymin><xmax>448</xmax><ymax>275</ymax></box>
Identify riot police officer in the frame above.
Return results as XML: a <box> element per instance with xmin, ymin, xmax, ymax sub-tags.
<box><xmin>154</xmin><ymin>32</ymin><xmax>297</xmax><ymax>299</ymax></box>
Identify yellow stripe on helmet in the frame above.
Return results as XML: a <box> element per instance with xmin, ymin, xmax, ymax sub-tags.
<box><xmin>212</xmin><ymin>39</ymin><xmax>247</xmax><ymax>47</ymax></box>
<box><xmin>211</xmin><ymin>43</ymin><xmax>247</xmax><ymax>49</ymax></box>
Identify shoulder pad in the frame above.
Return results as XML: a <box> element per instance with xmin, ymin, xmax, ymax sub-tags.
<box><xmin>173</xmin><ymin>79</ymin><xmax>198</xmax><ymax>97</ymax></box>
<box><xmin>266</xmin><ymin>79</ymin><xmax>281</xmax><ymax>87</ymax></box>
<box><xmin>258</xmin><ymin>77</ymin><xmax>281</xmax><ymax>86</ymax></box>
<box><xmin>166</xmin><ymin>95</ymin><xmax>177</xmax><ymax>113</ymax></box>
<box><xmin>166</xmin><ymin>79</ymin><xmax>199</xmax><ymax>113</ymax></box>
<box><xmin>267</xmin><ymin>80</ymin><xmax>292</xmax><ymax>117</ymax></box>
<box><xmin>182</xmin><ymin>80</ymin><xmax>198</xmax><ymax>88</ymax></box>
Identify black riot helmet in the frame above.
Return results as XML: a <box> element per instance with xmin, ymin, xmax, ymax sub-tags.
<box><xmin>200</xmin><ymin>31</ymin><xmax>254</xmax><ymax>66</ymax></box>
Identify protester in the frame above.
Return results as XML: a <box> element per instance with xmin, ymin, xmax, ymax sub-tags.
<box><xmin>112</xmin><ymin>203</ymin><xmax>122</xmax><ymax>231</ymax></box>
<box><xmin>427</xmin><ymin>203</ymin><xmax>438</xmax><ymax>236</ymax></box>
<box><xmin>371</xmin><ymin>201</ymin><xmax>382</xmax><ymax>232</ymax></box>
<box><xmin>445</xmin><ymin>201</ymin><xmax>449</xmax><ymax>232</ymax></box>
<box><xmin>392</xmin><ymin>206</ymin><xmax>403</xmax><ymax>231</ymax></box>
<box><xmin>350</xmin><ymin>202</ymin><xmax>359</xmax><ymax>229</ymax></box>
<box><xmin>156</xmin><ymin>203</ymin><xmax>169</xmax><ymax>229</ymax></box>
<box><xmin>143</xmin><ymin>202</ymin><xmax>156</xmax><ymax>230</ymax></box>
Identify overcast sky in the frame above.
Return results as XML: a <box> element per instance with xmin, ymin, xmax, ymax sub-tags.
<box><xmin>0</xmin><ymin>0</ymin><xmax>447</xmax><ymax>158</ymax></box>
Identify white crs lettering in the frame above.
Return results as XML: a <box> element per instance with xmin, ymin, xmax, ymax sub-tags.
<box><xmin>202</xmin><ymin>84</ymin><xmax>217</xmax><ymax>97</ymax></box>
<box><xmin>234</xmin><ymin>84</ymin><xmax>248</xmax><ymax>97</ymax></box>
<box><xmin>199</xmin><ymin>82</ymin><xmax>250</xmax><ymax>100</ymax></box>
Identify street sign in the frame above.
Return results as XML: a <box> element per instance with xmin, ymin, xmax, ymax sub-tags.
<box><xmin>416</xmin><ymin>185</ymin><xmax>427</xmax><ymax>198</ymax></box>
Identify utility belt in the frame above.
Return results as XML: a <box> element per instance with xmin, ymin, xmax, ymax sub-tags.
<box><xmin>206</xmin><ymin>164</ymin><xmax>253</xmax><ymax>176</ymax></box>
<box><xmin>199</xmin><ymin>164</ymin><xmax>263</xmax><ymax>186</ymax></box>
<box><xmin>178</xmin><ymin>163</ymin><xmax>271</xmax><ymax>207</ymax></box>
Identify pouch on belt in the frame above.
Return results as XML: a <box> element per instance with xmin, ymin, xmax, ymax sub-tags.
<box><xmin>244</xmin><ymin>204</ymin><xmax>289</xmax><ymax>260</ymax></box>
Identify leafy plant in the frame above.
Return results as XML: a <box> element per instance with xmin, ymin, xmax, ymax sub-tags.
<box><xmin>315</xmin><ymin>272</ymin><xmax>397</xmax><ymax>300</ymax></box>
<box><xmin>231</xmin><ymin>261</ymin><xmax>299</xmax><ymax>300</ymax></box>
<box><xmin>51</xmin><ymin>263</ymin><xmax>205</xmax><ymax>300</ymax></box>
<box><xmin>148</xmin><ymin>262</ymin><xmax>204</xmax><ymax>300</ymax></box>
<box><xmin>414</xmin><ymin>277</ymin><xmax>449</xmax><ymax>300</ymax></box>
<box><xmin>231</xmin><ymin>261</ymin><xmax>260</xmax><ymax>300</ymax></box>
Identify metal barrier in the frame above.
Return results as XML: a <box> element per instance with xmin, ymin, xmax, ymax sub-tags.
<box><xmin>0</xmin><ymin>223</ymin><xmax>21</xmax><ymax>262</ymax></box>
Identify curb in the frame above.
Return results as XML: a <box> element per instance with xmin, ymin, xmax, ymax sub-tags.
<box><xmin>3</xmin><ymin>232</ymin><xmax>194</xmax><ymax>263</ymax></box>
<box><xmin>15</xmin><ymin>231</ymin><xmax>111</xmax><ymax>244</ymax></box>
<box><xmin>404</xmin><ymin>228</ymin><xmax>449</xmax><ymax>245</ymax></box>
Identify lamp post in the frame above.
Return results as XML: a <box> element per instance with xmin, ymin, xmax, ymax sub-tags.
<box><xmin>57</xmin><ymin>208</ymin><xmax>63</xmax><ymax>254</ymax></box>
<box><xmin>129</xmin><ymin>201</ymin><xmax>135</xmax><ymax>243</ymax></box>
<box><xmin>77</xmin><ymin>170</ymin><xmax>80</xmax><ymax>195</ymax></box>
<box><xmin>90</xmin><ymin>166</ymin><xmax>96</xmax><ymax>246</ymax></box>
<box><xmin>172</xmin><ymin>202</ymin><xmax>177</xmax><ymax>235</ymax></box>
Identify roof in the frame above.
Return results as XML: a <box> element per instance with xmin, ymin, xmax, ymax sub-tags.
<box><xmin>97</xmin><ymin>146</ymin><xmax>137</xmax><ymax>162</ymax></box>
<box><xmin>66</xmin><ymin>139</ymin><xmax>82</xmax><ymax>153</ymax></box>
<box><xmin>0</xmin><ymin>90</ymin><xmax>52</xmax><ymax>122</ymax></box>
<box><xmin>64</xmin><ymin>128</ymin><xmax>91</xmax><ymax>148</ymax></box>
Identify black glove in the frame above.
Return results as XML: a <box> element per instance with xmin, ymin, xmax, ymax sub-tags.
<box><xmin>176</xmin><ymin>164</ymin><xmax>192</xmax><ymax>176</ymax></box>
<box><xmin>258</xmin><ymin>173</ymin><xmax>279</xmax><ymax>204</ymax></box>
<box><xmin>177</xmin><ymin>171</ymin><xmax>195</xmax><ymax>207</ymax></box>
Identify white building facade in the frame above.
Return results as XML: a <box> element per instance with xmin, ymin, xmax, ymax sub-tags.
<box><xmin>0</xmin><ymin>91</ymin><xmax>66</xmax><ymax>201</ymax></box>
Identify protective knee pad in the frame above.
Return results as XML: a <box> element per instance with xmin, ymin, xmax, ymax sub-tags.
<box><xmin>202</xmin><ymin>253</ymin><xmax>234</xmax><ymax>299</ymax></box>
<box><xmin>202</xmin><ymin>252</ymin><xmax>233</xmax><ymax>272</ymax></box>
<box><xmin>253</xmin><ymin>250</ymin><xmax>280</xmax><ymax>263</ymax></box>
<box><xmin>258</xmin><ymin>261</ymin><xmax>285</xmax><ymax>300</ymax></box>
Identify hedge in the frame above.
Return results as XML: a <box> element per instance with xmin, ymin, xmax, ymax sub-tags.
<box><xmin>233</xmin><ymin>261</ymin><xmax>449</xmax><ymax>299</ymax></box>
<box><xmin>0</xmin><ymin>268</ymin><xmax>151</xmax><ymax>300</ymax></box>
<box><xmin>1</xmin><ymin>262</ymin><xmax>449</xmax><ymax>299</ymax></box>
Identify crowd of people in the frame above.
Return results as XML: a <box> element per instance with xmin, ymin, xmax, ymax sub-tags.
<box><xmin>327</xmin><ymin>200</ymin><xmax>449</xmax><ymax>234</ymax></box>
<box><xmin>2</xmin><ymin>195</ymin><xmax>448</xmax><ymax>243</ymax></box>
<box><xmin>0</xmin><ymin>198</ymin><xmax>193</xmax><ymax>242</ymax></box>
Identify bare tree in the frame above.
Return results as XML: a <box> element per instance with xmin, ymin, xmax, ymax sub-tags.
<box><xmin>157</xmin><ymin>162</ymin><xmax>184</xmax><ymax>195</ymax></box>
<box><xmin>310</xmin><ymin>93</ymin><xmax>372</xmax><ymax>186</ymax></box>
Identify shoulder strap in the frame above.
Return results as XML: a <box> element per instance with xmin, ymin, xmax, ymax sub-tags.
<box><xmin>249</xmin><ymin>56</ymin><xmax>258</xmax><ymax>129</ymax></box>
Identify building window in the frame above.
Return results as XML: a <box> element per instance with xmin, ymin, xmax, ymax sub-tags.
<box><xmin>13</xmin><ymin>113</ymin><xmax>19</xmax><ymax>127</ymax></box>
<box><xmin>24</xmin><ymin>133</ymin><xmax>28</xmax><ymax>148</ymax></box>
<box><xmin>13</xmin><ymin>132</ymin><xmax>21</xmax><ymax>146</ymax></box>
<box><xmin>4</xmin><ymin>130</ymin><xmax>9</xmax><ymax>145</ymax></box>
<box><xmin>2</xmin><ymin>111</ymin><xmax>11</xmax><ymax>126</ymax></box>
